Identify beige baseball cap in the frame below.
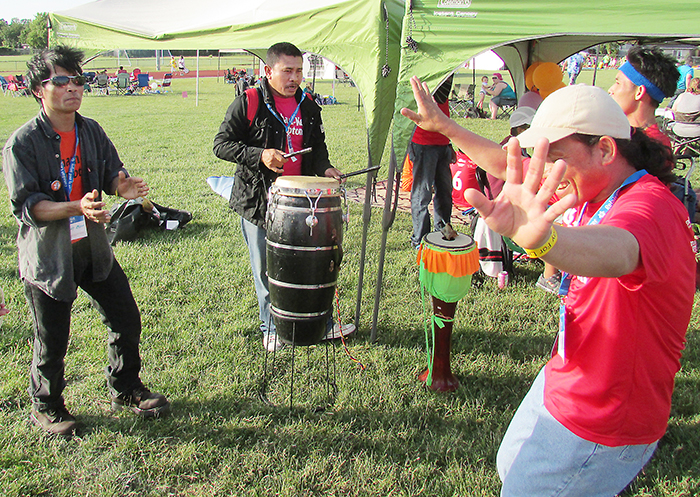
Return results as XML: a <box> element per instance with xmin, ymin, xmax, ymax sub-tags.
<box><xmin>516</xmin><ymin>84</ymin><xmax>631</xmax><ymax>148</ymax></box>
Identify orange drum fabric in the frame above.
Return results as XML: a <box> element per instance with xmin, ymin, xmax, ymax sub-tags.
<box><xmin>416</xmin><ymin>239</ymin><xmax>480</xmax><ymax>278</ymax></box>
<box><xmin>417</xmin><ymin>232</ymin><xmax>480</xmax><ymax>303</ymax></box>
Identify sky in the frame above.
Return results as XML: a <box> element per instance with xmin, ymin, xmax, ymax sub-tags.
<box><xmin>1</xmin><ymin>0</ymin><xmax>91</xmax><ymax>21</ymax></box>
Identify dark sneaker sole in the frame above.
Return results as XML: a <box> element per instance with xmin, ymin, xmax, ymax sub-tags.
<box><xmin>111</xmin><ymin>401</ymin><xmax>171</xmax><ymax>418</ymax></box>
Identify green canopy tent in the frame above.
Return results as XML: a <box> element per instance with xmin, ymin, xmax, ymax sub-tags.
<box><xmin>50</xmin><ymin>0</ymin><xmax>403</xmax><ymax>167</ymax></box>
<box><xmin>50</xmin><ymin>0</ymin><xmax>700</xmax><ymax>339</ymax></box>
<box><xmin>49</xmin><ymin>0</ymin><xmax>405</xmax><ymax>336</ymax></box>
<box><xmin>365</xmin><ymin>0</ymin><xmax>700</xmax><ymax>340</ymax></box>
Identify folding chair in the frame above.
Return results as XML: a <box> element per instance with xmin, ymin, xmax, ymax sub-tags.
<box><xmin>659</xmin><ymin>110</ymin><xmax>700</xmax><ymax>218</ymax></box>
<box><xmin>0</xmin><ymin>75</ymin><xmax>9</xmax><ymax>96</ymax></box>
<box><xmin>7</xmin><ymin>75</ymin><xmax>29</xmax><ymax>97</ymax></box>
<box><xmin>161</xmin><ymin>73</ymin><xmax>173</xmax><ymax>93</ymax></box>
<box><xmin>115</xmin><ymin>73</ymin><xmax>130</xmax><ymax>95</ymax></box>
<box><xmin>93</xmin><ymin>72</ymin><xmax>110</xmax><ymax>95</ymax></box>
<box><xmin>136</xmin><ymin>73</ymin><xmax>150</xmax><ymax>93</ymax></box>
<box><xmin>83</xmin><ymin>72</ymin><xmax>96</xmax><ymax>84</ymax></box>
<box><xmin>449</xmin><ymin>84</ymin><xmax>468</xmax><ymax>117</ymax></box>
<box><xmin>496</xmin><ymin>99</ymin><xmax>517</xmax><ymax>120</ymax></box>
<box><xmin>449</xmin><ymin>83</ymin><xmax>478</xmax><ymax>119</ymax></box>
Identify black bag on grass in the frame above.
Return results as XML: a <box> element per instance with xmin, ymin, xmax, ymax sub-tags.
<box><xmin>105</xmin><ymin>198</ymin><xmax>192</xmax><ymax>245</ymax></box>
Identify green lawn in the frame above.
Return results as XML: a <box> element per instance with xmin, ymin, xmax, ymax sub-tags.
<box><xmin>0</xmin><ymin>74</ymin><xmax>698</xmax><ymax>496</ymax></box>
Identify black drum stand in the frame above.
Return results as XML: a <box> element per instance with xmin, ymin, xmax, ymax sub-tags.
<box><xmin>259</xmin><ymin>321</ymin><xmax>339</xmax><ymax>411</ymax></box>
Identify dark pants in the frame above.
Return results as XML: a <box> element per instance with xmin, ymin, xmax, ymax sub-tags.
<box><xmin>409</xmin><ymin>142</ymin><xmax>454</xmax><ymax>247</ymax></box>
<box><xmin>25</xmin><ymin>243</ymin><xmax>142</xmax><ymax>411</ymax></box>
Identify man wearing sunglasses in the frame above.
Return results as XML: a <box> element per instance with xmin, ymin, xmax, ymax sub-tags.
<box><xmin>2</xmin><ymin>45</ymin><xmax>170</xmax><ymax>437</ymax></box>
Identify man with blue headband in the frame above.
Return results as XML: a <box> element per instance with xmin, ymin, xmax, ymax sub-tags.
<box><xmin>608</xmin><ymin>45</ymin><xmax>678</xmax><ymax>154</ymax></box>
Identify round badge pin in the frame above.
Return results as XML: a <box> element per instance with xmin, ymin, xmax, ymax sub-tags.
<box><xmin>51</xmin><ymin>180</ymin><xmax>61</xmax><ymax>191</ymax></box>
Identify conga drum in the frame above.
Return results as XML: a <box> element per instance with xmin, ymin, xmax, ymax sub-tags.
<box><xmin>266</xmin><ymin>176</ymin><xmax>344</xmax><ymax>346</ymax></box>
<box><xmin>416</xmin><ymin>231</ymin><xmax>479</xmax><ymax>391</ymax></box>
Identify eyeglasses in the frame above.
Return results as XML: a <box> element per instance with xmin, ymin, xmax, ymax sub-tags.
<box><xmin>41</xmin><ymin>75</ymin><xmax>87</xmax><ymax>87</ymax></box>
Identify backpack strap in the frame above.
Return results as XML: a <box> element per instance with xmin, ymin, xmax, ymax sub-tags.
<box><xmin>245</xmin><ymin>87</ymin><xmax>260</xmax><ymax>124</ymax></box>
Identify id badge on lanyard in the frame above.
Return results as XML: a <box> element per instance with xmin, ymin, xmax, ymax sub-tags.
<box><xmin>59</xmin><ymin>124</ymin><xmax>87</xmax><ymax>242</ymax></box>
<box><xmin>266</xmin><ymin>93</ymin><xmax>305</xmax><ymax>161</ymax></box>
<box><xmin>556</xmin><ymin>169</ymin><xmax>647</xmax><ymax>362</ymax></box>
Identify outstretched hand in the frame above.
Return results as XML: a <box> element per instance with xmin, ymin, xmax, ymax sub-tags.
<box><xmin>116</xmin><ymin>171</ymin><xmax>149</xmax><ymax>200</ymax></box>
<box><xmin>464</xmin><ymin>137</ymin><xmax>577</xmax><ymax>250</ymax></box>
<box><xmin>400</xmin><ymin>76</ymin><xmax>451</xmax><ymax>135</ymax></box>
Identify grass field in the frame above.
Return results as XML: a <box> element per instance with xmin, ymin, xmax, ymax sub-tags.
<box><xmin>0</xmin><ymin>70</ymin><xmax>699</xmax><ymax>497</ymax></box>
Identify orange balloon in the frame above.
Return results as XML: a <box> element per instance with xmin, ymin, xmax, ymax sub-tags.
<box><xmin>540</xmin><ymin>81</ymin><xmax>566</xmax><ymax>99</ymax></box>
<box><xmin>524</xmin><ymin>62</ymin><xmax>542</xmax><ymax>91</ymax></box>
<box><xmin>532</xmin><ymin>62</ymin><xmax>563</xmax><ymax>92</ymax></box>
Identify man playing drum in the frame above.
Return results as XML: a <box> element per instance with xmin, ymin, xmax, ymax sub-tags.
<box><xmin>402</xmin><ymin>81</ymin><xmax>695</xmax><ymax>495</ymax></box>
<box><xmin>213</xmin><ymin>42</ymin><xmax>354</xmax><ymax>352</ymax></box>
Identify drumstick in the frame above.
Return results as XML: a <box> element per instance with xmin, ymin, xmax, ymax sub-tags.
<box><xmin>283</xmin><ymin>147</ymin><xmax>313</xmax><ymax>159</ymax></box>
<box><xmin>339</xmin><ymin>165</ymin><xmax>381</xmax><ymax>179</ymax></box>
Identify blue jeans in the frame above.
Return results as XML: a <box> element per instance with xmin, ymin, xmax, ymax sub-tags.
<box><xmin>409</xmin><ymin>142</ymin><xmax>453</xmax><ymax>247</ymax></box>
<box><xmin>240</xmin><ymin>217</ymin><xmax>275</xmax><ymax>336</ymax></box>
<box><xmin>497</xmin><ymin>368</ymin><xmax>658</xmax><ymax>497</ymax></box>
<box><xmin>240</xmin><ymin>217</ymin><xmax>336</xmax><ymax>337</ymax></box>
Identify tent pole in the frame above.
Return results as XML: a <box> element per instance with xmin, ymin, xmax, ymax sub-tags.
<box><xmin>312</xmin><ymin>55</ymin><xmax>317</xmax><ymax>91</ymax></box>
<box><xmin>370</xmin><ymin>137</ymin><xmax>400</xmax><ymax>342</ymax></box>
<box><xmin>354</xmin><ymin>136</ymin><xmax>376</xmax><ymax>333</ymax></box>
<box><xmin>592</xmin><ymin>49</ymin><xmax>599</xmax><ymax>86</ymax></box>
<box><xmin>196</xmin><ymin>50</ymin><xmax>200</xmax><ymax>107</ymax></box>
<box><xmin>217</xmin><ymin>50</ymin><xmax>221</xmax><ymax>83</ymax></box>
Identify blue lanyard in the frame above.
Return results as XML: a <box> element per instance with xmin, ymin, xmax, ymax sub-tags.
<box><xmin>265</xmin><ymin>92</ymin><xmax>305</xmax><ymax>154</ymax></box>
<box><xmin>556</xmin><ymin>169</ymin><xmax>648</xmax><ymax>360</ymax></box>
<box><xmin>58</xmin><ymin>123</ymin><xmax>79</xmax><ymax>201</ymax></box>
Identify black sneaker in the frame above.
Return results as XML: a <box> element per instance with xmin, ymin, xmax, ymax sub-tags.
<box><xmin>30</xmin><ymin>405</ymin><xmax>76</xmax><ymax>437</ymax></box>
<box><xmin>111</xmin><ymin>385</ymin><xmax>170</xmax><ymax>418</ymax></box>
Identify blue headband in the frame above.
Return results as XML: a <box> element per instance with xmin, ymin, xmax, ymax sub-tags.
<box><xmin>619</xmin><ymin>61</ymin><xmax>666</xmax><ymax>103</ymax></box>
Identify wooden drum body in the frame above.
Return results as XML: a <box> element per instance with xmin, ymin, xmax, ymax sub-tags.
<box><xmin>417</xmin><ymin>231</ymin><xmax>479</xmax><ymax>391</ymax></box>
<box><xmin>266</xmin><ymin>176</ymin><xmax>343</xmax><ymax>346</ymax></box>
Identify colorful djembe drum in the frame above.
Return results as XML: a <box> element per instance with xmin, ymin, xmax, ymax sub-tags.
<box><xmin>416</xmin><ymin>231</ymin><xmax>480</xmax><ymax>391</ymax></box>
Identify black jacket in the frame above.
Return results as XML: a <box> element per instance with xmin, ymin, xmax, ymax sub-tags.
<box><xmin>3</xmin><ymin>110</ymin><xmax>127</xmax><ymax>301</ymax></box>
<box><xmin>213</xmin><ymin>77</ymin><xmax>332</xmax><ymax>227</ymax></box>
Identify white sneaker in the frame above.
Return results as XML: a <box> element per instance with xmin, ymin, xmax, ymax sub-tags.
<box><xmin>263</xmin><ymin>333</ymin><xmax>285</xmax><ymax>352</ymax></box>
<box><xmin>324</xmin><ymin>323</ymin><xmax>356</xmax><ymax>341</ymax></box>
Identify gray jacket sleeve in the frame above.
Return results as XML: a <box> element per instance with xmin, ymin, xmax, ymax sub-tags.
<box><xmin>3</xmin><ymin>134</ymin><xmax>55</xmax><ymax>229</ymax></box>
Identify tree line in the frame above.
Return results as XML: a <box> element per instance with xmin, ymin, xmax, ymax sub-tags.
<box><xmin>0</xmin><ymin>14</ymin><xmax>48</xmax><ymax>50</ymax></box>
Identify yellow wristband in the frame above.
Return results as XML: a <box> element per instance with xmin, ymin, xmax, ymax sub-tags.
<box><xmin>524</xmin><ymin>227</ymin><xmax>558</xmax><ymax>259</ymax></box>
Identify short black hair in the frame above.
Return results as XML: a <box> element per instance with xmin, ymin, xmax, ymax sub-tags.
<box><xmin>26</xmin><ymin>45</ymin><xmax>84</xmax><ymax>103</ymax></box>
<box><xmin>266</xmin><ymin>42</ymin><xmax>303</xmax><ymax>67</ymax></box>
<box><xmin>626</xmin><ymin>45</ymin><xmax>678</xmax><ymax>106</ymax></box>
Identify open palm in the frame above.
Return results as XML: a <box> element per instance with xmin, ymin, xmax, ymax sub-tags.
<box><xmin>464</xmin><ymin>138</ymin><xmax>577</xmax><ymax>250</ymax></box>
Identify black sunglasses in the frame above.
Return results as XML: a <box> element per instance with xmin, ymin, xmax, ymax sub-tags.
<box><xmin>42</xmin><ymin>75</ymin><xmax>87</xmax><ymax>87</ymax></box>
